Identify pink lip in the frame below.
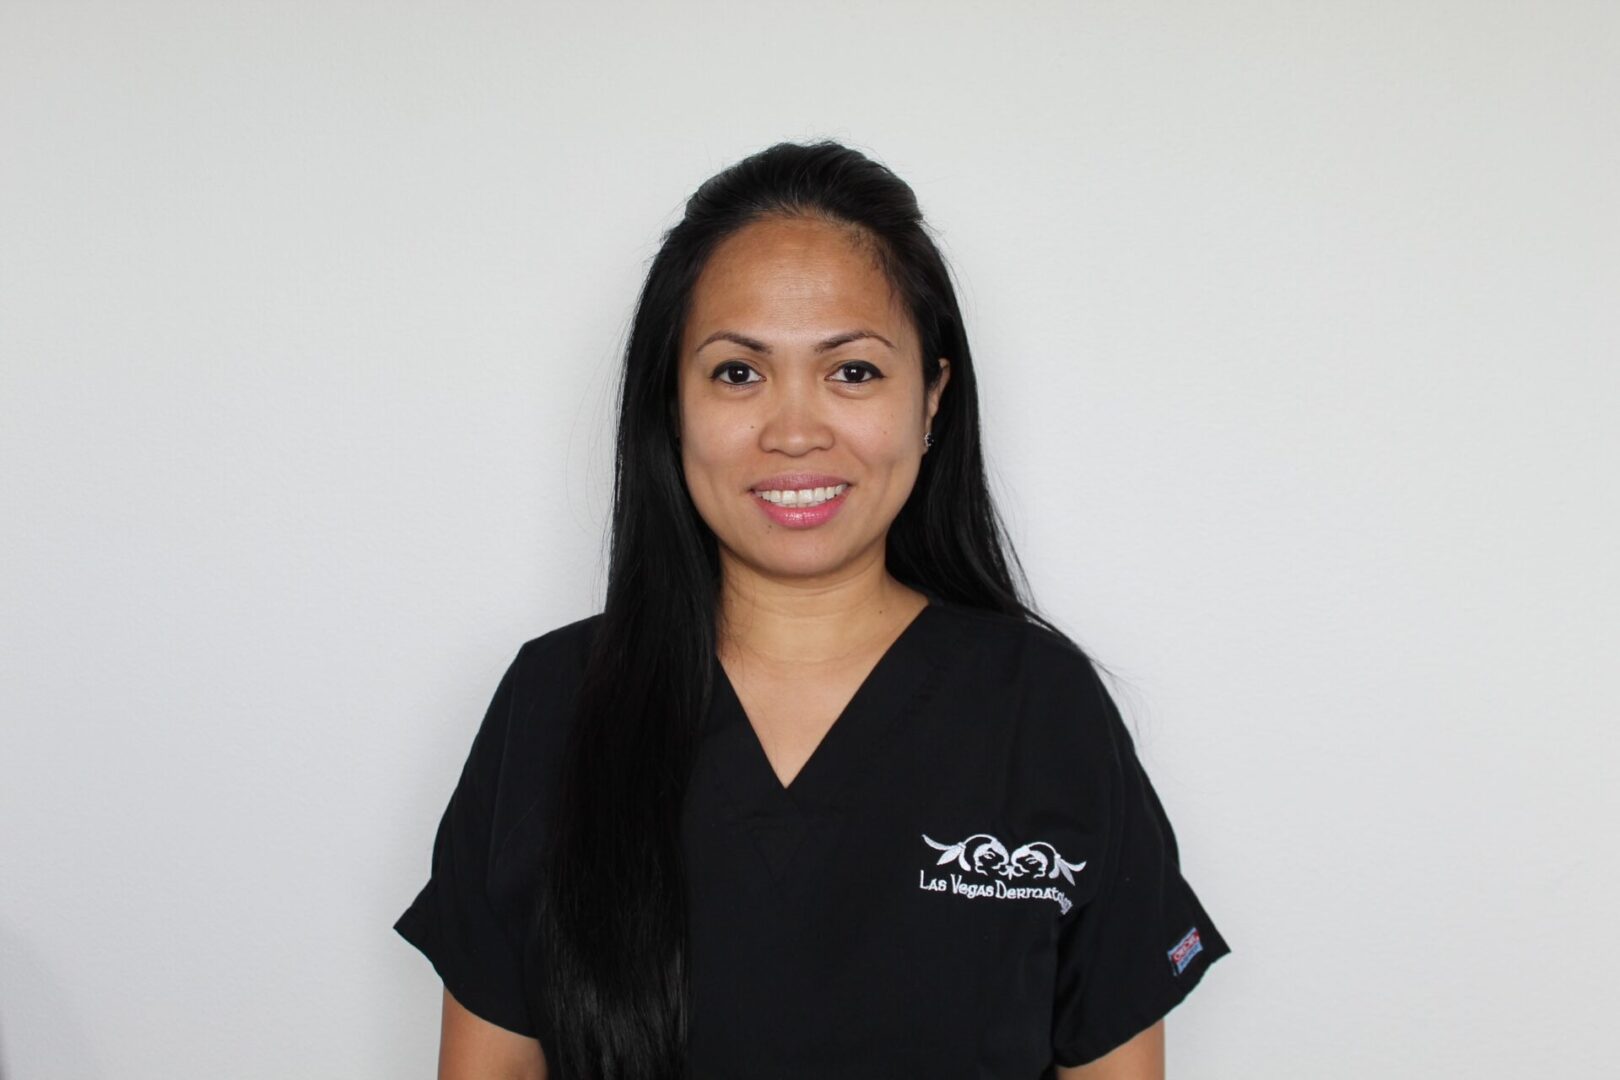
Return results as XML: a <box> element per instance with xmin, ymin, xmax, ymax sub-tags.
<box><xmin>749</xmin><ymin>472</ymin><xmax>851</xmax><ymax>492</ymax></box>
<box><xmin>750</xmin><ymin>485</ymin><xmax>850</xmax><ymax>530</ymax></box>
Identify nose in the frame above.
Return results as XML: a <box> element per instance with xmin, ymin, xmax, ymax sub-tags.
<box><xmin>757</xmin><ymin>375</ymin><xmax>833</xmax><ymax>453</ymax></box>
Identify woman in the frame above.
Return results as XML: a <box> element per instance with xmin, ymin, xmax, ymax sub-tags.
<box><xmin>395</xmin><ymin>139</ymin><xmax>1230</xmax><ymax>1079</ymax></box>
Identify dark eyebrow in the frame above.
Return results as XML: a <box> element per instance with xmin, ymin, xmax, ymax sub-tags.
<box><xmin>695</xmin><ymin>329</ymin><xmax>895</xmax><ymax>355</ymax></box>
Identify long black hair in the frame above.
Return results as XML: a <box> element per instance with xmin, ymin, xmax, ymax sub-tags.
<box><xmin>534</xmin><ymin>138</ymin><xmax>1096</xmax><ymax>1078</ymax></box>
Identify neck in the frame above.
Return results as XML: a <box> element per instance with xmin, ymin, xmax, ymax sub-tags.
<box><xmin>715</xmin><ymin>564</ymin><xmax>927</xmax><ymax>671</ymax></box>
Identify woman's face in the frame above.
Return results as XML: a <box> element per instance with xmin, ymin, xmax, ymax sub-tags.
<box><xmin>677</xmin><ymin>215</ymin><xmax>950</xmax><ymax>588</ymax></box>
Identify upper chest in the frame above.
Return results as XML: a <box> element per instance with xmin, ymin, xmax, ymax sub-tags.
<box><xmin>719</xmin><ymin>655</ymin><xmax>884</xmax><ymax>791</ymax></box>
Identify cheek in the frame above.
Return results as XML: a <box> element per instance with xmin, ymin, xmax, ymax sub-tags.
<box><xmin>686</xmin><ymin>415</ymin><xmax>751</xmax><ymax>465</ymax></box>
<box><xmin>849</xmin><ymin>415</ymin><xmax>921</xmax><ymax>470</ymax></box>
<box><xmin>680</xmin><ymin>418</ymin><xmax>753</xmax><ymax>507</ymax></box>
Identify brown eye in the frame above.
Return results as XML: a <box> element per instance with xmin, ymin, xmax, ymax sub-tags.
<box><xmin>833</xmin><ymin>362</ymin><xmax>884</xmax><ymax>384</ymax></box>
<box><xmin>712</xmin><ymin>362</ymin><xmax>762</xmax><ymax>386</ymax></box>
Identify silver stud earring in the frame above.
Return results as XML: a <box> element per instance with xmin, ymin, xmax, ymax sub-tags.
<box><xmin>924</xmin><ymin>431</ymin><xmax>935</xmax><ymax>449</ymax></box>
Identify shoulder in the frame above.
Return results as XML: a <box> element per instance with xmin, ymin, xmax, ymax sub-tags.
<box><xmin>934</xmin><ymin>600</ymin><xmax>1123</xmax><ymax>764</ymax></box>
<box><xmin>494</xmin><ymin>611</ymin><xmax>607</xmax><ymax>713</ymax></box>
<box><xmin>512</xmin><ymin>610</ymin><xmax>603</xmax><ymax>679</ymax></box>
<box><xmin>935</xmin><ymin>599</ymin><xmax>1106</xmax><ymax>700</ymax></box>
<box><xmin>479</xmin><ymin>612</ymin><xmax>604</xmax><ymax>760</ymax></box>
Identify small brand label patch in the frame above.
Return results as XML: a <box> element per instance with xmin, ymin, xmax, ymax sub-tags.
<box><xmin>1168</xmin><ymin>927</ymin><xmax>1203</xmax><ymax>975</ymax></box>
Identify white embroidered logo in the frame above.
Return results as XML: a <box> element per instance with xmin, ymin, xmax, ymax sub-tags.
<box><xmin>917</xmin><ymin>833</ymin><xmax>1086</xmax><ymax>915</ymax></box>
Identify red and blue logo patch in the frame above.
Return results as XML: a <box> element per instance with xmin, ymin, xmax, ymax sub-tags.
<box><xmin>1167</xmin><ymin>926</ymin><xmax>1203</xmax><ymax>975</ymax></box>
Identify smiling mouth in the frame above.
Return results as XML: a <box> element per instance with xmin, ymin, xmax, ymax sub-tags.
<box><xmin>750</xmin><ymin>482</ymin><xmax>850</xmax><ymax>508</ymax></box>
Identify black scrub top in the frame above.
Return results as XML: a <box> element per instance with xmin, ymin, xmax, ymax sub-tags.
<box><xmin>395</xmin><ymin>593</ymin><xmax>1230</xmax><ymax>1077</ymax></box>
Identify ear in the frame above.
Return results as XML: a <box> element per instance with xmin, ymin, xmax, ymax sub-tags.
<box><xmin>927</xmin><ymin>358</ymin><xmax>951</xmax><ymax>423</ymax></box>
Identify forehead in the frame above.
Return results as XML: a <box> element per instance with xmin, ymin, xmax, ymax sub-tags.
<box><xmin>683</xmin><ymin>216</ymin><xmax>911</xmax><ymax>350</ymax></box>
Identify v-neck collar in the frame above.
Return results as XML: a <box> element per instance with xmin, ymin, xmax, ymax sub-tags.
<box><xmin>707</xmin><ymin>590</ymin><xmax>953</xmax><ymax>817</ymax></box>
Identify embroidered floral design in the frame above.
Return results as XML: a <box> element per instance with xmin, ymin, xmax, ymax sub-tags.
<box><xmin>921</xmin><ymin>832</ymin><xmax>1087</xmax><ymax>884</ymax></box>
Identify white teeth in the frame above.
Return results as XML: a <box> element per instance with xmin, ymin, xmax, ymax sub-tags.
<box><xmin>755</xmin><ymin>483</ymin><xmax>848</xmax><ymax>508</ymax></box>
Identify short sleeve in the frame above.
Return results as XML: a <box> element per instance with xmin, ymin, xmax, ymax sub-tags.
<box><xmin>1050</xmin><ymin>678</ymin><xmax>1231</xmax><ymax>1066</ymax></box>
<box><xmin>394</xmin><ymin>646</ymin><xmax>538</xmax><ymax>1038</ymax></box>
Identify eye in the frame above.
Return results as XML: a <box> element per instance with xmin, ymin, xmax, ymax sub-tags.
<box><xmin>711</xmin><ymin>361</ymin><xmax>762</xmax><ymax>386</ymax></box>
<box><xmin>832</xmin><ymin>361</ymin><xmax>884</xmax><ymax>384</ymax></box>
<box><xmin>708</xmin><ymin>360</ymin><xmax>885</xmax><ymax>387</ymax></box>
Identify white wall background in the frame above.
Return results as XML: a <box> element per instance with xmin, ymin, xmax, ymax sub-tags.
<box><xmin>2</xmin><ymin>1</ymin><xmax>1615</xmax><ymax>1077</ymax></box>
